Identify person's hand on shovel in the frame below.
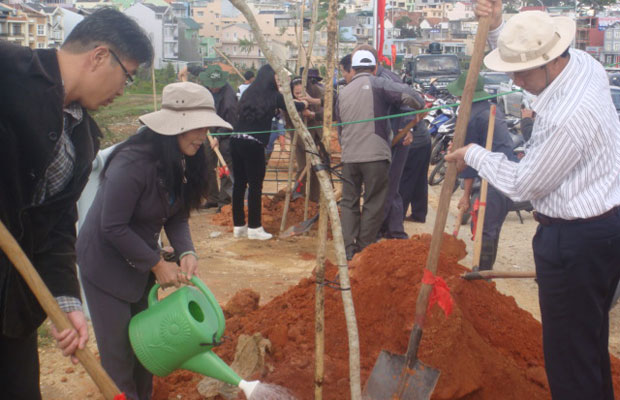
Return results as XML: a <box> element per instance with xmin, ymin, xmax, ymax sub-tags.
<box><xmin>445</xmin><ymin>142</ymin><xmax>474</xmax><ymax>173</ymax></box>
<box><xmin>51</xmin><ymin>310</ymin><xmax>89</xmax><ymax>365</ymax></box>
<box><xmin>474</xmin><ymin>0</ymin><xmax>503</xmax><ymax>29</ymax></box>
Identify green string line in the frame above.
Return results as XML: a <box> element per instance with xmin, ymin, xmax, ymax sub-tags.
<box><xmin>209</xmin><ymin>89</ymin><xmax>524</xmax><ymax>137</ymax></box>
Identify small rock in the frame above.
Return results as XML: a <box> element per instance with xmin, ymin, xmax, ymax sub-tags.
<box><xmin>64</xmin><ymin>367</ymin><xmax>75</xmax><ymax>374</ymax></box>
<box><xmin>60</xmin><ymin>377</ymin><xmax>67</xmax><ymax>383</ymax></box>
<box><xmin>210</xmin><ymin>231</ymin><xmax>222</xmax><ymax>238</ymax></box>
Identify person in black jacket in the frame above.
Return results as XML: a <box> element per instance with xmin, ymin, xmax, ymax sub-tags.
<box><xmin>0</xmin><ymin>8</ymin><xmax>153</xmax><ymax>399</ymax></box>
<box><xmin>231</xmin><ymin>64</ymin><xmax>306</xmax><ymax>240</ymax></box>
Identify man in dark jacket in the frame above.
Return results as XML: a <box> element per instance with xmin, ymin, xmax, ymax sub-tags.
<box><xmin>335</xmin><ymin>49</ymin><xmax>424</xmax><ymax>260</ymax></box>
<box><xmin>0</xmin><ymin>8</ymin><xmax>152</xmax><ymax>399</ymax></box>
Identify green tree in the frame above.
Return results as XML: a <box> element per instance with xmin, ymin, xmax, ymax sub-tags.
<box><xmin>395</xmin><ymin>16</ymin><xmax>411</xmax><ymax>30</ymax></box>
<box><xmin>238</xmin><ymin>38</ymin><xmax>254</xmax><ymax>54</ymax></box>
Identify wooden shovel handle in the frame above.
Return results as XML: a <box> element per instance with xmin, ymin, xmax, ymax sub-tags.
<box><xmin>472</xmin><ymin>105</ymin><xmax>496</xmax><ymax>268</ymax></box>
<box><xmin>207</xmin><ymin>134</ymin><xmax>228</xmax><ymax>167</ymax></box>
<box><xmin>462</xmin><ymin>270</ymin><xmax>536</xmax><ymax>280</ymax></box>
<box><xmin>391</xmin><ymin>112</ymin><xmax>425</xmax><ymax>147</ymax></box>
<box><xmin>401</xmin><ymin>15</ymin><xmax>493</xmax><ymax>376</ymax></box>
<box><xmin>0</xmin><ymin>220</ymin><xmax>121</xmax><ymax>400</ymax></box>
<box><xmin>452</xmin><ymin>206</ymin><xmax>468</xmax><ymax>238</ymax></box>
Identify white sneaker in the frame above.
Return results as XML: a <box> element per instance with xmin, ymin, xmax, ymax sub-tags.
<box><xmin>233</xmin><ymin>225</ymin><xmax>248</xmax><ymax>238</ymax></box>
<box><xmin>247</xmin><ymin>226</ymin><xmax>272</xmax><ymax>240</ymax></box>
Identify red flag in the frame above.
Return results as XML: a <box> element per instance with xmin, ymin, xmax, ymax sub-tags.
<box><xmin>391</xmin><ymin>44</ymin><xmax>397</xmax><ymax>66</ymax></box>
<box><xmin>422</xmin><ymin>269</ymin><xmax>454</xmax><ymax>317</ymax></box>
<box><xmin>377</xmin><ymin>0</ymin><xmax>386</xmax><ymax>64</ymax></box>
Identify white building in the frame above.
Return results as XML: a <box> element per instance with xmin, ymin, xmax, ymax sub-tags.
<box><xmin>124</xmin><ymin>2</ymin><xmax>179</xmax><ymax>69</ymax></box>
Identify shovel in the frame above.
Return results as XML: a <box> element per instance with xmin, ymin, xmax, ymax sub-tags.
<box><xmin>462</xmin><ymin>270</ymin><xmax>536</xmax><ymax>280</ymax></box>
<box><xmin>364</xmin><ymin>15</ymin><xmax>492</xmax><ymax>400</ymax></box>
<box><xmin>207</xmin><ymin>134</ymin><xmax>233</xmax><ymax>199</ymax></box>
<box><xmin>0</xmin><ymin>220</ymin><xmax>122</xmax><ymax>400</ymax></box>
<box><xmin>280</xmin><ymin>188</ymin><xmax>341</xmax><ymax>238</ymax></box>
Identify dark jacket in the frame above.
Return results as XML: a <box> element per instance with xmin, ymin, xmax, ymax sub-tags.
<box><xmin>76</xmin><ymin>143</ymin><xmax>194</xmax><ymax>302</ymax></box>
<box><xmin>236</xmin><ymin>92</ymin><xmax>305</xmax><ymax>146</ymax></box>
<box><xmin>0</xmin><ymin>42</ymin><xmax>101</xmax><ymax>337</ymax></box>
<box><xmin>335</xmin><ymin>72</ymin><xmax>424</xmax><ymax>163</ymax></box>
<box><xmin>460</xmin><ymin>100</ymin><xmax>518</xmax><ymax>180</ymax></box>
<box><xmin>211</xmin><ymin>83</ymin><xmax>237</xmax><ymax>140</ymax></box>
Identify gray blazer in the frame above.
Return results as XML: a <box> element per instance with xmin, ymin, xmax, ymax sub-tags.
<box><xmin>76</xmin><ymin>143</ymin><xmax>194</xmax><ymax>302</ymax></box>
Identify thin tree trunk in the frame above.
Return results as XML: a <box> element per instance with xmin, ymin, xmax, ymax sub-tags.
<box><xmin>228</xmin><ymin>1</ymin><xmax>361</xmax><ymax>398</ymax></box>
<box><xmin>301</xmin><ymin>0</ymin><xmax>320</xmax><ymax>90</ymax></box>
<box><xmin>279</xmin><ymin>130</ymin><xmax>299</xmax><ymax>234</ymax></box>
<box><xmin>296</xmin><ymin>1</ymin><xmax>305</xmax><ymax>74</ymax></box>
<box><xmin>151</xmin><ymin>66</ymin><xmax>157</xmax><ymax>111</ymax></box>
<box><xmin>304</xmin><ymin>151</ymin><xmax>311</xmax><ymax>221</ymax></box>
<box><xmin>315</xmin><ymin>1</ymin><xmax>339</xmax><ymax>396</ymax></box>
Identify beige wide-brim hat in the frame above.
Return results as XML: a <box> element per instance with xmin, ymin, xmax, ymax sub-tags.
<box><xmin>484</xmin><ymin>11</ymin><xmax>576</xmax><ymax>73</ymax></box>
<box><xmin>139</xmin><ymin>82</ymin><xmax>232</xmax><ymax>136</ymax></box>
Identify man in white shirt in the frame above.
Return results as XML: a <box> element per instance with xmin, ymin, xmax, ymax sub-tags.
<box><xmin>447</xmin><ymin>7</ymin><xmax>620</xmax><ymax>400</ymax></box>
<box><xmin>237</xmin><ymin>70</ymin><xmax>255</xmax><ymax>100</ymax></box>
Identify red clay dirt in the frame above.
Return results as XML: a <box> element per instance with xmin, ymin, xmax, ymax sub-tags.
<box><xmin>211</xmin><ymin>193</ymin><xmax>320</xmax><ymax>235</ymax></box>
<box><xmin>153</xmin><ymin>233</ymin><xmax>620</xmax><ymax>399</ymax></box>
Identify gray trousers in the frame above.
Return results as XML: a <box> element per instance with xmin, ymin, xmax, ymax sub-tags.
<box><xmin>341</xmin><ymin>160</ymin><xmax>390</xmax><ymax>256</ymax></box>
<box><xmin>81</xmin><ymin>277</ymin><xmax>153</xmax><ymax>400</ymax></box>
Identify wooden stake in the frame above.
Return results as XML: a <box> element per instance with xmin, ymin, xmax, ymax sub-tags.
<box><xmin>279</xmin><ymin>131</ymin><xmax>299</xmax><ymax>235</ymax></box>
<box><xmin>151</xmin><ymin>65</ymin><xmax>157</xmax><ymax>111</ymax></box>
<box><xmin>304</xmin><ymin>152</ymin><xmax>311</xmax><ymax>221</ymax></box>
<box><xmin>212</xmin><ymin>46</ymin><xmax>246</xmax><ymax>81</ymax></box>
<box><xmin>472</xmin><ymin>104</ymin><xmax>496</xmax><ymax>268</ymax></box>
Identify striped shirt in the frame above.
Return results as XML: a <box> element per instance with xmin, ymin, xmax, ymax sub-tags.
<box><xmin>465</xmin><ymin>35</ymin><xmax>620</xmax><ymax>219</ymax></box>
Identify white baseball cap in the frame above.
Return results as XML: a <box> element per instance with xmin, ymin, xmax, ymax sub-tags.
<box><xmin>352</xmin><ymin>50</ymin><xmax>376</xmax><ymax>67</ymax></box>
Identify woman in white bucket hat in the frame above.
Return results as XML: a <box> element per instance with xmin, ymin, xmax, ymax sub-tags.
<box><xmin>76</xmin><ymin>82</ymin><xmax>232</xmax><ymax>399</ymax></box>
<box><xmin>447</xmin><ymin>5</ymin><xmax>620</xmax><ymax>400</ymax></box>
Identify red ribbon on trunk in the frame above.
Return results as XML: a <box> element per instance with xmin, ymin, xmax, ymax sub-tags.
<box><xmin>422</xmin><ymin>269</ymin><xmax>454</xmax><ymax>317</ymax></box>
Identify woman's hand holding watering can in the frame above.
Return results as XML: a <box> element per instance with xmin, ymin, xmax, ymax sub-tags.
<box><xmin>179</xmin><ymin>253</ymin><xmax>199</xmax><ymax>284</ymax></box>
<box><xmin>152</xmin><ymin>259</ymin><xmax>181</xmax><ymax>288</ymax></box>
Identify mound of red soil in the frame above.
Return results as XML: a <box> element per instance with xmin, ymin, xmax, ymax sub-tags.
<box><xmin>154</xmin><ymin>233</ymin><xmax>620</xmax><ymax>399</ymax></box>
<box><xmin>223</xmin><ymin>289</ymin><xmax>260</xmax><ymax>319</ymax></box>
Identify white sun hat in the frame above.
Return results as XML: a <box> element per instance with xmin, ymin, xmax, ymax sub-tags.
<box><xmin>484</xmin><ymin>11</ymin><xmax>576</xmax><ymax>73</ymax></box>
<box><xmin>139</xmin><ymin>82</ymin><xmax>232</xmax><ymax>136</ymax></box>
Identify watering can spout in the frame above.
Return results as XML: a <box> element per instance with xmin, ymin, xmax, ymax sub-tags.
<box><xmin>181</xmin><ymin>350</ymin><xmax>241</xmax><ymax>387</ymax></box>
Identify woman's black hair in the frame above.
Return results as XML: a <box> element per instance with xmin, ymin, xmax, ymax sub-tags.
<box><xmin>101</xmin><ymin>127</ymin><xmax>209</xmax><ymax>214</ymax></box>
<box><xmin>237</xmin><ymin>64</ymin><xmax>279</xmax><ymax>123</ymax></box>
<box><xmin>290</xmin><ymin>75</ymin><xmax>303</xmax><ymax>96</ymax></box>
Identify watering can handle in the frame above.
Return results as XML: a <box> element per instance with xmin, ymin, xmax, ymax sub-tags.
<box><xmin>148</xmin><ymin>276</ymin><xmax>226</xmax><ymax>341</ymax></box>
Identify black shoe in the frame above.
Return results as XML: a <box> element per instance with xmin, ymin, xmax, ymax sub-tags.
<box><xmin>202</xmin><ymin>202</ymin><xmax>219</xmax><ymax>209</ymax></box>
<box><xmin>405</xmin><ymin>215</ymin><xmax>425</xmax><ymax>223</ymax></box>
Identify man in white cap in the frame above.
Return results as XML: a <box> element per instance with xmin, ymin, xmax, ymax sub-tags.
<box><xmin>447</xmin><ymin>5</ymin><xmax>620</xmax><ymax>399</ymax></box>
<box><xmin>335</xmin><ymin>48</ymin><xmax>424</xmax><ymax>260</ymax></box>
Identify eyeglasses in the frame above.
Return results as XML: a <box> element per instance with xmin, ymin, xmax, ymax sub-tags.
<box><xmin>109</xmin><ymin>49</ymin><xmax>134</xmax><ymax>87</ymax></box>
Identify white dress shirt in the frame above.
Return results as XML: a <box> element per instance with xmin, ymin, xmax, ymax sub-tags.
<box><xmin>465</xmin><ymin>26</ymin><xmax>620</xmax><ymax>219</ymax></box>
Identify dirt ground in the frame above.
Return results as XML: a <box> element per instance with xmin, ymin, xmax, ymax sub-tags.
<box><xmin>38</xmin><ymin>181</ymin><xmax>620</xmax><ymax>399</ymax></box>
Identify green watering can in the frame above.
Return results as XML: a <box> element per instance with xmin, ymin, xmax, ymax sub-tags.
<box><xmin>129</xmin><ymin>276</ymin><xmax>259</xmax><ymax>398</ymax></box>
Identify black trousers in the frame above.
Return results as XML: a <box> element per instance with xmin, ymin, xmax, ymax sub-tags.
<box><xmin>205</xmin><ymin>138</ymin><xmax>233</xmax><ymax>206</ymax></box>
<box><xmin>0</xmin><ymin>329</ymin><xmax>41</xmax><ymax>400</ymax></box>
<box><xmin>230</xmin><ymin>137</ymin><xmax>266</xmax><ymax>228</ymax></box>
<box><xmin>478</xmin><ymin>185</ymin><xmax>512</xmax><ymax>271</ymax></box>
<box><xmin>399</xmin><ymin>143</ymin><xmax>431</xmax><ymax>222</ymax></box>
<box><xmin>533</xmin><ymin>210</ymin><xmax>620</xmax><ymax>400</ymax></box>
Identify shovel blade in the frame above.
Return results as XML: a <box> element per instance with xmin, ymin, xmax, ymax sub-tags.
<box><xmin>279</xmin><ymin>214</ymin><xmax>319</xmax><ymax>239</ymax></box>
<box><xmin>363</xmin><ymin>350</ymin><xmax>440</xmax><ymax>400</ymax></box>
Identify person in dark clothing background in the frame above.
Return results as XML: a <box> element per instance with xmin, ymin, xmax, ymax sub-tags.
<box><xmin>448</xmin><ymin>72</ymin><xmax>517</xmax><ymax>271</ymax></box>
<box><xmin>400</xmin><ymin>121</ymin><xmax>432</xmax><ymax>223</ymax></box>
<box><xmin>231</xmin><ymin>64</ymin><xmax>306</xmax><ymax>240</ymax></box>
<box><xmin>180</xmin><ymin>64</ymin><xmax>237</xmax><ymax>210</ymax></box>
<box><xmin>0</xmin><ymin>8</ymin><xmax>153</xmax><ymax>399</ymax></box>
